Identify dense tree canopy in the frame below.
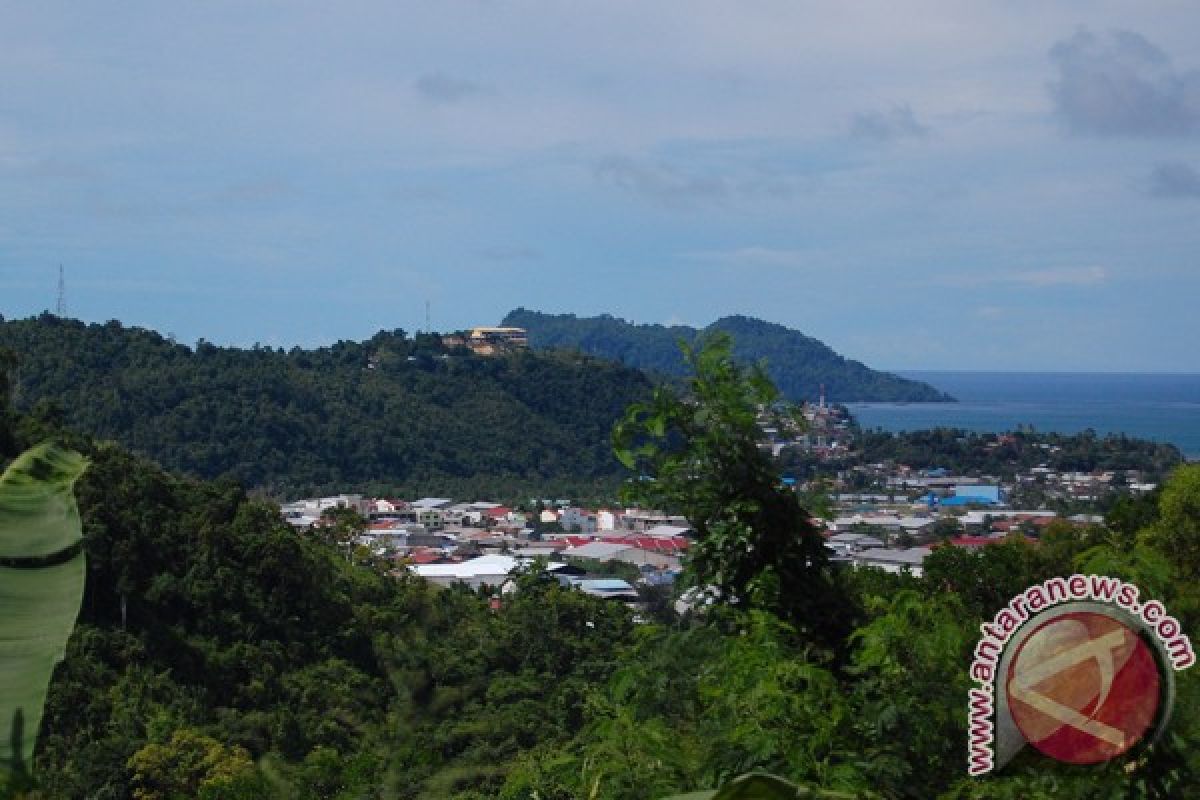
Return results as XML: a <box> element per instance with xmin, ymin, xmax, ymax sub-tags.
<box><xmin>2</xmin><ymin>335</ymin><xmax>1199</xmax><ymax>799</ymax></box>
<box><xmin>502</xmin><ymin>309</ymin><xmax>953</xmax><ymax>403</ymax></box>
<box><xmin>0</xmin><ymin>315</ymin><xmax>652</xmax><ymax>499</ymax></box>
<box><xmin>613</xmin><ymin>333</ymin><xmax>845</xmax><ymax>643</ymax></box>
<box><xmin>846</xmin><ymin>426</ymin><xmax>1182</xmax><ymax>479</ymax></box>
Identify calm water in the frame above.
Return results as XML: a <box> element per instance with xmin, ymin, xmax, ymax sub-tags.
<box><xmin>848</xmin><ymin>372</ymin><xmax>1200</xmax><ymax>459</ymax></box>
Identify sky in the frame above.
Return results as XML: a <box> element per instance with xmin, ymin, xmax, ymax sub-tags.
<box><xmin>1</xmin><ymin>2</ymin><xmax>1198</xmax><ymax>371</ymax></box>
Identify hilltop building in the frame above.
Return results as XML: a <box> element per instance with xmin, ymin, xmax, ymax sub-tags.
<box><xmin>465</xmin><ymin>326</ymin><xmax>528</xmax><ymax>355</ymax></box>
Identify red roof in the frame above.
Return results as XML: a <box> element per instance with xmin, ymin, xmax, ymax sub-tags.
<box><xmin>948</xmin><ymin>536</ymin><xmax>996</xmax><ymax>548</ymax></box>
<box><xmin>946</xmin><ymin>534</ymin><xmax>1037</xmax><ymax>549</ymax></box>
<box><xmin>486</xmin><ymin>506</ymin><xmax>512</xmax><ymax>518</ymax></box>
<box><xmin>407</xmin><ymin>549</ymin><xmax>444</xmax><ymax>564</ymax></box>
<box><xmin>563</xmin><ymin>536</ymin><xmax>594</xmax><ymax>548</ymax></box>
<box><xmin>597</xmin><ymin>535</ymin><xmax>690</xmax><ymax>554</ymax></box>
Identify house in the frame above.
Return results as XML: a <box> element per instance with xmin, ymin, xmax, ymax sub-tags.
<box><xmin>412</xmin><ymin>554</ymin><xmax>573</xmax><ymax>589</ymax></box>
<box><xmin>946</xmin><ymin>535</ymin><xmax>1001</xmax><ymax>550</ymax></box>
<box><xmin>564</xmin><ymin>541</ymin><xmax>631</xmax><ymax>562</ymax></box>
<box><xmin>643</xmin><ymin>524</ymin><xmax>693</xmax><ymax>539</ymax></box>
<box><xmin>465</xmin><ymin>326</ymin><xmax>529</xmax><ymax>355</ymax></box>
<box><xmin>851</xmin><ymin>547</ymin><xmax>932</xmax><ymax>577</ymax></box>
<box><xmin>369</xmin><ymin>498</ymin><xmax>408</xmax><ymax>518</ymax></box>
<box><xmin>564</xmin><ymin>536</ymin><xmax>688</xmax><ymax>571</ymax></box>
<box><xmin>560</xmin><ymin>507</ymin><xmax>599</xmax><ymax>534</ymax></box>
<box><xmin>564</xmin><ymin>578</ymin><xmax>640</xmax><ymax>603</ymax></box>
<box><xmin>281</xmin><ymin>494</ymin><xmax>370</xmax><ymax>519</ymax></box>
<box><xmin>826</xmin><ymin>532</ymin><xmax>885</xmax><ymax>555</ymax></box>
<box><xmin>953</xmin><ymin>484</ymin><xmax>1003</xmax><ymax>504</ymax></box>
<box><xmin>620</xmin><ymin>510</ymin><xmax>690</xmax><ymax>533</ymax></box>
<box><xmin>411</xmin><ymin>497</ymin><xmax>455</xmax><ymax>510</ymax></box>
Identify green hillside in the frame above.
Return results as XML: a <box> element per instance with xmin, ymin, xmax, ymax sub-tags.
<box><xmin>501</xmin><ymin>309</ymin><xmax>954</xmax><ymax>403</ymax></box>
<box><xmin>3</xmin><ymin>355</ymin><xmax>1198</xmax><ymax>799</ymax></box>
<box><xmin>0</xmin><ymin>314</ymin><xmax>652</xmax><ymax>498</ymax></box>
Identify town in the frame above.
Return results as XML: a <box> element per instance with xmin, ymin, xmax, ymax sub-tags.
<box><xmin>280</xmin><ymin>435</ymin><xmax>1160</xmax><ymax>601</ymax></box>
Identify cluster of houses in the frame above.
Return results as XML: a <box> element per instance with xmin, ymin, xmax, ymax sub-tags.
<box><xmin>809</xmin><ymin>462</ymin><xmax>1136</xmax><ymax>575</ymax></box>
<box><xmin>279</xmin><ymin>494</ymin><xmax>693</xmax><ymax>607</ymax></box>
<box><xmin>280</xmin><ymin>457</ymin><xmax>1126</xmax><ymax>598</ymax></box>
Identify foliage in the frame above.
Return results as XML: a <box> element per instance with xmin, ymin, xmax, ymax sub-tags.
<box><xmin>3</xmin><ymin>338</ymin><xmax>1200</xmax><ymax>799</ymax></box>
<box><xmin>1143</xmin><ymin>464</ymin><xmax>1200</xmax><ymax>580</ymax></box>
<box><xmin>0</xmin><ymin>444</ymin><xmax>88</xmax><ymax>782</ymax></box>
<box><xmin>663</xmin><ymin>772</ymin><xmax>872</xmax><ymax>799</ymax></box>
<box><xmin>502</xmin><ymin>309</ymin><xmax>952</xmax><ymax>403</ymax></box>
<box><xmin>846</xmin><ymin>427</ymin><xmax>1182</xmax><ymax>482</ymax></box>
<box><xmin>0</xmin><ymin>315</ymin><xmax>652</xmax><ymax>499</ymax></box>
<box><xmin>127</xmin><ymin>729</ymin><xmax>263</xmax><ymax>800</ymax></box>
<box><xmin>613</xmin><ymin>333</ymin><xmax>845</xmax><ymax>643</ymax></box>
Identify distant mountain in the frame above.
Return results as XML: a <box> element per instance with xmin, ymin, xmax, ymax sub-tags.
<box><xmin>501</xmin><ymin>309</ymin><xmax>954</xmax><ymax>403</ymax></box>
<box><xmin>0</xmin><ymin>314</ymin><xmax>654</xmax><ymax>497</ymax></box>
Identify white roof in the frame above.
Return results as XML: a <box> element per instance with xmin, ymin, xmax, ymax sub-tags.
<box><xmin>855</xmin><ymin>547</ymin><xmax>932</xmax><ymax>566</ymax></box>
<box><xmin>962</xmin><ymin>510</ymin><xmax>1057</xmax><ymax>525</ymax></box>
<box><xmin>412</xmin><ymin>554</ymin><xmax>566</xmax><ymax>579</ymax></box>
<box><xmin>512</xmin><ymin>546</ymin><xmax>561</xmax><ymax>557</ymax></box>
<box><xmin>565</xmin><ymin>542</ymin><xmax>633</xmax><ymax>560</ymax></box>
<box><xmin>412</xmin><ymin>497</ymin><xmax>455</xmax><ymax>509</ymax></box>
<box><xmin>828</xmin><ymin>532</ymin><xmax>872</xmax><ymax>543</ymax></box>
<box><xmin>644</xmin><ymin>524</ymin><xmax>691</xmax><ymax>538</ymax></box>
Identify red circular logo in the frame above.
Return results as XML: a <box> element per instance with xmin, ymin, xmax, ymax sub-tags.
<box><xmin>1006</xmin><ymin>611</ymin><xmax>1161</xmax><ymax>765</ymax></box>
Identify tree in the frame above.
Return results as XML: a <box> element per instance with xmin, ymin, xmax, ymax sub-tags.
<box><xmin>612</xmin><ymin>332</ymin><xmax>844</xmax><ymax>644</ymax></box>
<box><xmin>1145</xmin><ymin>464</ymin><xmax>1200</xmax><ymax>580</ymax></box>
<box><xmin>126</xmin><ymin>729</ymin><xmax>263</xmax><ymax>800</ymax></box>
<box><xmin>930</xmin><ymin>515</ymin><xmax>962</xmax><ymax>542</ymax></box>
<box><xmin>316</xmin><ymin>506</ymin><xmax>366</xmax><ymax>548</ymax></box>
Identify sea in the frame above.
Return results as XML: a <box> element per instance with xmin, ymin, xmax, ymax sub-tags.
<box><xmin>847</xmin><ymin>372</ymin><xmax>1200</xmax><ymax>460</ymax></box>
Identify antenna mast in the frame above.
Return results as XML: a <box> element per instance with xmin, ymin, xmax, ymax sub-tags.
<box><xmin>425</xmin><ymin>299</ymin><xmax>431</xmax><ymax>334</ymax></box>
<box><xmin>56</xmin><ymin>265</ymin><xmax>67</xmax><ymax>316</ymax></box>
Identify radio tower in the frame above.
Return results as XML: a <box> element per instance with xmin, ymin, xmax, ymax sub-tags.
<box><xmin>425</xmin><ymin>299</ymin><xmax>431</xmax><ymax>334</ymax></box>
<box><xmin>56</xmin><ymin>265</ymin><xmax>67</xmax><ymax>317</ymax></box>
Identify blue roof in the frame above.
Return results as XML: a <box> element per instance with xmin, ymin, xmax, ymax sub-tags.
<box><xmin>577</xmin><ymin>579</ymin><xmax>635</xmax><ymax>591</ymax></box>
<box><xmin>940</xmin><ymin>496</ymin><xmax>998</xmax><ymax>506</ymax></box>
<box><xmin>954</xmin><ymin>485</ymin><xmax>1002</xmax><ymax>502</ymax></box>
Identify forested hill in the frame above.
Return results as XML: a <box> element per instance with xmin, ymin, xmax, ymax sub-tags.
<box><xmin>502</xmin><ymin>308</ymin><xmax>954</xmax><ymax>403</ymax></box>
<box><xmin>0</xmin><ymin>314</ymin><xmax>653</xmax><ymax>497</ymax></box>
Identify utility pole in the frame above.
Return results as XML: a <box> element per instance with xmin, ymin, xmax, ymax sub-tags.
<box><xmin>56</xmin><ymin>265</ymin><xmax>67</xmax><ymax>317</ymax></box>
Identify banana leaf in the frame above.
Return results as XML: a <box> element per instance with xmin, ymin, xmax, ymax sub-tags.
<box><xmin>0</xmin><ymin>443</ymin><xmax>88</xmax><ymax>780</ymax></box>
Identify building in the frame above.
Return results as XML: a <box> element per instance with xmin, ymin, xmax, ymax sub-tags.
<box><xmin>826</xmin><ymin>532</ymin><xmax>885</xmax><ymax>555</ymax></box>
<box><xmin>466</xmin><ymin>326</ymin><xmax>529</xmax><ymax>355</ymax></box>
<box><xmin>942</xmin><ymin>484</ymin><xmax>1004</xmax><ymax>506</ymax></box>
<box><xmin>412</xmin><ymin>554</ymin><xmax>573</xmax><ymax>589</ymax></box>
<box><xmin>851</xmin><ymin>547</ymin><xmax>932</xmax><ymax>577</ymax></box>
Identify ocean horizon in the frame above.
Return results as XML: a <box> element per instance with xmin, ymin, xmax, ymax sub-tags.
<box><xmin>847</xmin><ymin>371</ymin><xmax>1200</xmax><ymax>459</ymax></box>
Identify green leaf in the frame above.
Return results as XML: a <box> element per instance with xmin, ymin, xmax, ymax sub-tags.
<box><xmin>663</xmin><ymin>773</ymin><xmax>869</xmax><ymax>799</ymax></box>
<box><xmin>0</xmin><ymin>443</ymin><xmax>89</xmax><ymax>780</ymax></box>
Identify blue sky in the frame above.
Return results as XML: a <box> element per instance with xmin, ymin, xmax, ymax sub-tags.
<box><xmin>1</xmin><ymin>2</ymin><xmax>1198</xmax><ymax>370</ymax></box>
